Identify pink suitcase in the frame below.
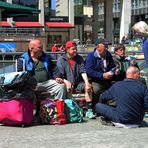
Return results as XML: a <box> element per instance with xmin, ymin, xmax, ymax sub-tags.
<box><xmin>0</xmin><ymin>98</ymin><xmax>33</xmax><ymax>127</ymax></box>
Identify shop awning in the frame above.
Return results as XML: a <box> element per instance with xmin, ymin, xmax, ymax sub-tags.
<box><xmin>15</xmin><ymin>22</ymin><xmax>42</xmax><ymax>27</ymax></box>
<box><xmin>0</xmin><ymin>21</ymin><xmax>9</xmax><ymax>26</ymax></box>
<box><xmin>46</xmin><ymin>22</ymin><xmax>74</xmax><ymax>28</ymax></box>
<box><xmin>0</xmin><ymin>21</ymin><xmax>41</xmax><ymax>27</ymax></box>
<box><xmin>0</xmin><ymin>1</ymin><xmax>40</xmax><ymax>18</ymax></box>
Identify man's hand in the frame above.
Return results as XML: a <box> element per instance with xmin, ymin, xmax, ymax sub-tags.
<box><xmin>115</xmin><ymin>68</ymin><xmax>120</xmax><ymax>75</ymax></box>
<box><xmin>130</xmin><ymin>60</ymin><xmax>137</xmax><ymax>65</ymax></box>
<box><xmin>33</xmin><ymin>85</ymin><xmax>39</xmax><ymax>92</ymax></box>
<box><xmin>103</xmin><ymin>72</ymin><xmax>113</xmax><ymax>80</ymax></box>
<box><xmin>55</xmin><ymin>77</ymin><xmax>64</xmax><ymax>84</ymax></box>
<box><xmin>64</xmin><ymin>80</ymin><xmax>73</xmax><ymax>93</ymax></box>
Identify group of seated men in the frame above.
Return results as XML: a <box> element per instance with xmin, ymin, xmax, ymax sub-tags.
<box><xmin>17</xmin><ymin>38</ymin><xmax>148</xmax><ymax>126</ymax></box>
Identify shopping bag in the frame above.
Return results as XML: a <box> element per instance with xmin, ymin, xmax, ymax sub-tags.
<box><xmin>39</xmin><ymin>99</ymin><xmax>68</xmax><ymax>125</ymax></box>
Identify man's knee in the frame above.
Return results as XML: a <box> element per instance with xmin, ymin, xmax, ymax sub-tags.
<box><xmin>59</xmin><ymin>83</ymin><xmax>66</xmax><ymax>91</ymax></box>
<box><xmin>91</xmin><ymin>83</ymin><xmax>103</xmax><ymax>94</ymax></box>
<box><xmin>95</xmin><ymin>103</ymin><xmax>103</xmax><ymax>113</ymax></box>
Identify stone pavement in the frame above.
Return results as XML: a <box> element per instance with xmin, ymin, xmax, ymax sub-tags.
<box><xmin>0</xmin><ymin>117</ymin><xmax>148</xmax><ymax>148</ymax></box>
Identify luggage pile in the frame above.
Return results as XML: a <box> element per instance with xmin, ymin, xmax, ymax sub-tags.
<box><xmin>0</xmin><ymin>71</ymin><xmax>37</xmax><ymax>127</ymax></box>
<box><xmin>39</xmin><ymin>98</ymin><xmax>84</xmax><ymax>125</ymax></box>
<box><xmin>0</xmin><ymin>61</ymin><xmax>84</xmax><ymax>127</ymax></box>
<box><xmin>0</xmin><ymin>72</ymin><xmax>84</xmax><ymax>127</ymax></box>
<box><xmin>0</xmin><ymin>59</ymin><xmax>37</xmax><ymax>127</ymax></box>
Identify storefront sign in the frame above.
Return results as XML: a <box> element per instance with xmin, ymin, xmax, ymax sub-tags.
<box><xmin>48</xmin><ymin>17</ymin><xmax>68</xmax><ymax>22</ymax></box>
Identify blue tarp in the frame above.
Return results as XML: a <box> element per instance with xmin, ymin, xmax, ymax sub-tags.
<box><xmin>0</xmin><ymin>42</ymin><xmax>16</xmax><ymax>52</ymax></box>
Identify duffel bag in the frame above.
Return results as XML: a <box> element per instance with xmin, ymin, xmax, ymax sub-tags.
<box><xmin>64</xmin><ymin>98</ymin><xmax>84</xmax><ymax>123</ymax></box>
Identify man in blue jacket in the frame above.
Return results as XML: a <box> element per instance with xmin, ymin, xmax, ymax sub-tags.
<box><xmin>17</xmin><ymin>39</ymin><xmax>66</xmax><ymax>100</ymax></box>
<box><xmin>17</xmin><ymin>39</ymin><xmax>67</xmax><ymax>122</ymax></box>
<box><xmin>85</xmin><ymin>38</ymin><xmax>119</xmax><ymax>108</ymax></box>
<box><xmin>95</xmin><ymin>66</ymin><xmax>148</xmax><ymax>125</ymax></box>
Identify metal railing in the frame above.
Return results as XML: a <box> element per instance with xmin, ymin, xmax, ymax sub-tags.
<box><xmin>0</xmin><ymin>50</ymin><xmax>148</xmax><ymax>86</ymax></box>
<box><xmin>0</xmin><ymin>52</ymin><xmax>66</xmax><ymax>73</ymax></box>
<box><xmin>0</xmin><ymin>50</ymin><xmax>146</xmax><ymax>73</ymax></box>
<box><xmin>0</xmin><ymin>27</ymin><xmax>43</xmax><ymax>36</ymax></box>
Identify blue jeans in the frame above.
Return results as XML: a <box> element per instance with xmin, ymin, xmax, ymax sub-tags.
<box><xmin>95</xmin><ymin>103</ymin><xmax>119</xmax><ymax>122</ymax></box>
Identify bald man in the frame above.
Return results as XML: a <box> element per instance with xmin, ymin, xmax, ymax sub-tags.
<box><xmin>95</xmin><ymin>66</ymin><xmax>148</xmax><ymax>125</ymax></box>
<box><xmin>17</xmin><ymin>39</ymin><xmax>66</xmax><ymax>100</ymax></box>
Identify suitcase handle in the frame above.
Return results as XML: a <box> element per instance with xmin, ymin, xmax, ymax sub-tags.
<box><xmin>15</xmin><ymin>59</ymin><xmax>25</xmax><ymax>72</ymax></box>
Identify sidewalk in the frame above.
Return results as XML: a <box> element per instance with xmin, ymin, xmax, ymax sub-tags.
<box><xmin>0</xmin><ymin>117</ymin><xmax>148</xmax><ymax>148</ymax></box>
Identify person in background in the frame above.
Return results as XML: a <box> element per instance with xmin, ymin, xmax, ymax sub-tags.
<box><xmin>95</xmin><ymin>66</ymin><xmax>148</xmax><ymax>126</ymax></box>
<box><xmin>17</xmin><ymin>39</ymin><xmax>67</xmax><ymax>120</ymax></box>
<box><xmin>85</xmin><ymin>38</ymin><xmax>119</xmax><ymax>109</ymax></box>
<box><xmin>132</xmin><ymin>21</ymin><xmax>148</xmax><ymax>67</ymax></box>
<box><xmin>59</xmin><ymin>44</ymin><xmax>66</xmax><ymax>52</ymax></box>
<box><xmin>52</xmin><ymin>44</ymin><xmax>58</xmax><ymax>52</ymax></box>
<box><xmin>121</xmin><ymin>36</ymin><xmax>126</xmax><ymax>44</ymax></box>
<box><xmin>57</xmin><ymin>40</ymin><xmax>96</xmax><ymax>119</ymax></box>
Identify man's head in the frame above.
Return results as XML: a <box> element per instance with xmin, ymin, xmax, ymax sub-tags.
<box><xmin>126</xmin><ymin>66</ymin><xmax>140</xmax><ymax>80</ymax></box>
<box><xmin>95</xmin><ymin>38</ymin><xmax>109</xmax><ymax>57</ymax></box>
<box><xmin>29</xmin><ymin>39</ymin><xmax>43</xmax><ymax>58</ymax></box>
<box><xmin>114</xmin><ymin>43</ymin><xmax>126</xmax><ymax>57</ymax></box>
<box><xmin>65</xmin><ymin>40</ymin><xmax>77</xmax><ymax>58</ymax></box>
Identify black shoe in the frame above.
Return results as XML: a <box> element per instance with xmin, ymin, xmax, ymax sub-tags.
<box><xmin>100</xmin><ymin>116</ymin><xmax>113</xmax><ymax>126</ymax></box>
<box><xmin>33</xmin><ymin>115</ymin><xmax>41</xmax><ymax>125</ymax></box>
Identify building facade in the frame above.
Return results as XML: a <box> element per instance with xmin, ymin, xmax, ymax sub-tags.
<box><xmin>1</xmin><ymin>0</ymin><xmax>148</xmax><ymax>52</ymax></box>
<box><xmin>0</xmin><ymin>0</ymin><xmax>74</xmax><ymax>51</ymax></box>
<box><xmin>97</xmin><ymin>0</ymin><xmax>148</xmax><ymax>44</ymax></box>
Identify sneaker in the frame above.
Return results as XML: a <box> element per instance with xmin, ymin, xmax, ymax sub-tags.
<box><xmin>112</xmin><ymin>122</ymin><xmax>139</xmax><ymax>128</ymax></box>
<box><xmin>100</xmin><ymin>116</ymin><xmax>113</xmax><ymax>126</ymax></box>
<box><xmin>85</xmin><ymin>109</ymin><xmax>96</xmax><ymax>119</ymax></box>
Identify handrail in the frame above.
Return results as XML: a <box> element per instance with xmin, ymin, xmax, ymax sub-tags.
<box><xmin>0</xmin><ymin>50</ymin><xmax>144</xmax><ymax>64</ymax></box>
<box><xmin>0</xmin><ymin>50</ymin><xmax>147</xmax><ymax>86</ymax></box>
<box><xmin>0</xmin><ymin>50</ymin><xmax>144</xmax><ymax>57</ymax></box>
<box><xmin>0</xmin><ymin>51</ymin><xmax>145</xmax><ymax>73</ymax></box>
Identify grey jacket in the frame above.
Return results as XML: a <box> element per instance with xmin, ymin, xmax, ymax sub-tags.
<box><xmin>57</xmin><ymin>54</ymin><xmax>86</xmax><ymax>86</ymax></box>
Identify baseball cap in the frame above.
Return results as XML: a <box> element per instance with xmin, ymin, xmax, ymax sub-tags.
<box><xmin>65</xmin><ymin>41</ymin><xmax>76</xmax><ymax>48</ymax></box>
<box><xmin>95</xmin><ymin>38</ymin><xmax>109</xmax><ymax>46</ymax></box>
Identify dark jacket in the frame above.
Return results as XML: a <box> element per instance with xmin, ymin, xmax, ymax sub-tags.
<box><xmin>85</xmin><ymin>49</ymin><xmax>115</xmax><ymax>83</ymax></box>
<box><xmin>113</xmin><ymin>55</ymin><xmax>139</xmax><ymax>81</ymax></box>
<box><xmin>100</xmin><ymin>78</ymin><xmax>148</xmax><ymax>124</ymax></box>
<box><xmin>17</xmin><ymin>50</ymin><xmax>61</xmax><ymax>79</ymax></box>
<box><xmin>57</xmin><ymin>54</ymin><xmax>85</xmax><ymax>86</ymax></box>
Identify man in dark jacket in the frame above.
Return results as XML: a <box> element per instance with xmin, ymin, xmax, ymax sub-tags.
<box><xmin>17</xmin><ymin>39</ymin><xmax>66</xmax><ymax>100</ymax></box>
<box><xmin>95</xmin><ymin>66</ymin><xmax>148</xmax><ymax>125</ymax></box>
<box><xmin>85</xmin><ymin>38</ymin><xmax>119</xmax><ymax>107</ymax></box>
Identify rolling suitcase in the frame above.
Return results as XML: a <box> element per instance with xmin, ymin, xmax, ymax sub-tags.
<box><xmin>0</xmin><ymin>59</ymin><xmax>34</xmax><ymax>127</ymax></box>
<box><xmin>0</xmin><ymin>98</ymin><xmax>33</xmax><ymax>127</ymax></box>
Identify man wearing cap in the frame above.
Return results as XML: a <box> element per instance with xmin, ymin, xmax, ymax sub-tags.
<box><xmin>85</xmin><ymin>38</ymin><xmax>119</xmax><ymax>108</ymax></box>
<box><xmin>57</xmin><ymin>40</ymin><xmax>96</xmax><ymax>119</ymax></box>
